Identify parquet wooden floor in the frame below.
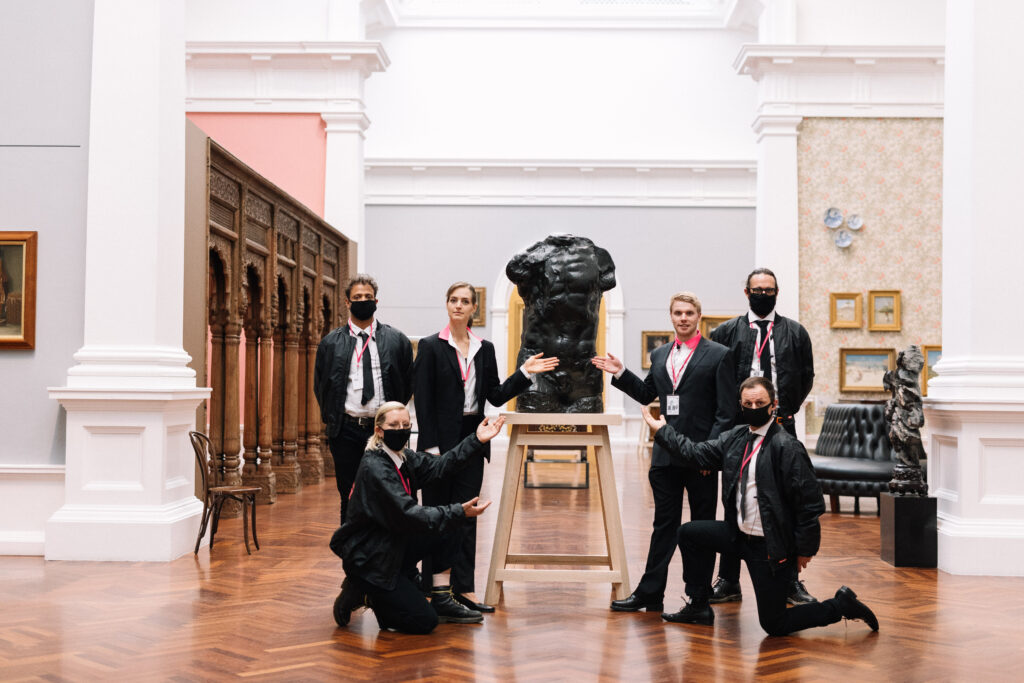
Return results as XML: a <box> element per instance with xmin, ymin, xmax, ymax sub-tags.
<box><xmin>3</xmin><ymin>442</ymin><xmax>1024</xmax><ymax>682</ymax></box>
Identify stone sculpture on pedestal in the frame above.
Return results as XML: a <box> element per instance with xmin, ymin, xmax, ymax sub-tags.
<box><xmin>883</xmin><ymin>345</ymin><xmax>929</xmax><ymax>496</ymax></box>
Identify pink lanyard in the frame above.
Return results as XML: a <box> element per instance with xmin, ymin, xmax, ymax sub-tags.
<box><xmin>670</xmin><ymin>334</ymin><xmax>699</xmax><ymax>387</ymax></box>
<box><xmin>393</xmin><ymin>462</ymin><xmax>411</xmax><ymax>497</ymax></box>
<box><xmin>750</xmin><ymin>321</ymin><xmax>774</xmax><ymax>363</ymax></box>
<box><xmin>350</xmin><ymin>323</ymin><xmax>373</xmax><ymax>366</ymax></box>
<box><xmin>740</xmin><ymin>435</ymin><xmax>766</xmax><ymax>478</ymax></box>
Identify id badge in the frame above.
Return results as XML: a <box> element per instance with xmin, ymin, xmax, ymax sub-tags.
<box><xmin>750</xmin><ymin>369</ymin><xmax>764</xmax><ymax>378</ymax></box>
<box><xmin>665</xmin><ymin>395</ymin><xmax>680</xmax><ymax>416</ymax></box>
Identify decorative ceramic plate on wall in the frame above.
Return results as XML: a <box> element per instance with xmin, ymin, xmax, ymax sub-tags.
<box><xmin>834</xmin><ymin>230</ymin><xmax>853</xmax><ymax>248</ymax></box>
<box><xmin>824</xmin><ymin>207</ymin><xmax>843</xmax><ymax>229</ymax></box>
<box><xmin>847</xmin><ymin>214</ymin><xmax>863</xmax><ymax>231</ymax></box>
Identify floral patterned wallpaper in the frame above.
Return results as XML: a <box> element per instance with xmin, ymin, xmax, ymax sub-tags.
<box><xmin>797</xmin><ymin>118</ymin><xmax>943</xmax><ymax>431</ymax></box>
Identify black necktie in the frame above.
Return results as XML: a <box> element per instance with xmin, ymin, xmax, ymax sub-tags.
<box><xmin>754</xmin><ymin>319</ymin><xmax>771</xmax><ymax>378</ymax></box>
<box><xmin>359</xmin><ymin>331</ymin><xmax>374</xmax><ymax>405</ymax></box>
<box><xmin>739</xmin><ymin>431</ymin><xmax>759</xmax><ymax>521</ymax></box>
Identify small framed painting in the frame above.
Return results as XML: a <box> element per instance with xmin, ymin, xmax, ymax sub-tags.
<box><xmin>700</xmin><ymin>315</ymin><xmax>731</xmax><ymax>338</ymax></box>
<box><xmin>471</xmin><ymin>287</ymin><xmax>487</xmax><ymax>327</ymax></box>
<box><xmin>0</xmin><ymin>231</ymin><xmax>38</xmax><ymax>350</ymax></box>
<box><xmin>920</xmin><ymin>345</ymin><xmax>942</xmax><ymax>397</ymax></box>
<box><xmin>641</xmin><ymin>331</ymin><xmax>673</xmax><ymax>370</ymax></box>
<box><xmin>868</xmin><ymin>290</ymin><xmax>901</xmax><ymax>332</ymax></box>
<box><xmin>839</xmin><ymin>348</ymin><xmax>895</xmax><ymax>392</ymax></box>
<box><xmin>829</xmin><ymin>292</ymin><xmax>862</xmax><ymax>329</ymax></box>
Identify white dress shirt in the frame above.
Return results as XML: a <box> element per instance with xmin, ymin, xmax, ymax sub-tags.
<box><xmin>747</xmin><ymin>309</ymin><xmax>777</xmax><ymax>387</ymax></box>
<box><xmin>344</xmin><ymin>319</ymin><xmax>386</xmax><ymax>418</ymax></box>
<box><xmin>736</xmin><ymin>421</ymin><xmax>771</xmax><ymax>536</ymax></box>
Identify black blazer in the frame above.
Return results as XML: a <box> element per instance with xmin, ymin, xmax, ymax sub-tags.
<box><xmin>313</xmin><ymin>320</ymin><xmax>414</xmax><ymax>438</ymax></box>
<box><xmin>710</xmin><ymin>313</ymin><xmax>814</xmax><ymax>419</ymax></box>
<box><xmin>414</xmin><ymin>331</ymin><xmax>531</xmax><ymax>460</ymax></box>
<box><xmin>612</xmin><ymin>336</ymin><xmax>737</xmax><ymax>468</ymax></box>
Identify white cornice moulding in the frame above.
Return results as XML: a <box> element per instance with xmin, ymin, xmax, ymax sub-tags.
<box><xmin>186</xmin><ymin>41</ymin><xmax>389</xmax><ymax>114</ymax></box>
<box><xmin>364</xmin><ymin>159</ymin><xmax>757</xmax><ymax>207</ymax></box>
<box><xmin>735</xmin><ymin>44</ymin><xmax>945</xmax><ymax>118</ymax></box>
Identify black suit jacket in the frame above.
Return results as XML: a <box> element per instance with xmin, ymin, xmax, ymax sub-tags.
<box><xmin>313</xmin><ymin>320</ymin><xmax>414</xmax><ymax>438</ymax></box>
<box><xmin>414</xmin><ymin>332</ymin><xmax>531</xmax><ymax>460</ymax></box>
<box><xmin>612</xmin><ymin>336</ymin><xmax>737</xmax><ymax>468</ymax></box>
<box><xmin>710</xmin><ymin>313</ymin><xmax>814</xmax><ymax>419</ymax></box>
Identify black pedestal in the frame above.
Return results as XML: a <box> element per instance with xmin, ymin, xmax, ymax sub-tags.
<box><xmin>880</xmin><ymin>492</ymin><xmax>937</xmax><ymax>568</ymax></box>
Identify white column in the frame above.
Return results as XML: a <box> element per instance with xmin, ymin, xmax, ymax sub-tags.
<box><xmin>46</xmin><ymin>0</ymin><xmax>209</xmax><ymax>561</ymax></box>
<box><xmin>323</xmin><ymin>111</ymin><xmax>370</xmax><ymax>271</ymax></box>
<box><xmin>924</xmin><ymin>0</ymin><xmax>1024</xmax><ymax>575</ymax></box>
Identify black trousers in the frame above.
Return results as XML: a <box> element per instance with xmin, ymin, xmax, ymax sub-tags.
<box><xmin>678</xmin><ymin>520</ymin><xmax>842</xmax><ymax>636</ymax></box>
<box><xmin>717</xmin><ymin>417</ymin><xmax>798</xmax><ymax>585</ymax></box>
<box><xmin>635</xmin><ymin>465</ymin><xmax>718</xmax><ymax>600</ymax></box>
<box><xmin>421</xmin><ymin>414</ymin><xmax>483</xmax><ymax>593</ymax></box>
<box><xmin>328</xmin><ymin>420</ymin><xmax>374</xmax><ymax>524</ymax></box>
<box><xmin>348</xmin><ymin>533</ymin><xmax>460</xmax><ymax>635</ymax></box>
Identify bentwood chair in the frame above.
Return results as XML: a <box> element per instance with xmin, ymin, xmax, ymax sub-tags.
<box><xmin>190</xmin><ymin>431</ymin><xmax>262</xmax><ymax>554</ymax></box>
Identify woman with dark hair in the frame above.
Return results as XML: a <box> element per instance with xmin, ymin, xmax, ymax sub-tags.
<box><xmin>414</xmin><ymin>281</ymin><xmax>558</xmax><ymax>613</ymax></box>
<box><xmin>330</xmin><ymin>401</ymin><xmax>506</xmax><ymax>634</ymax></box>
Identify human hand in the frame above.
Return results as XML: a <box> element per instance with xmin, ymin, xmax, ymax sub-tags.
<box><xmin>462</xmin><ymin>496</ymin><xmax>492</xmax><ymax>518</ymax></box>
<box><xmin>591</xmin><ymin>352</ymin><xmax>623</xmax><ymax>375</ymax></box>
<box><xmin>641</xmin><ymin>406</ymin><xmax>667</xmax><ymax>434</ymax></box>
<box><xmin>523</xmin><ymin>352</ymin><xmax>559</xmax><ymax>374</ymax></box>
<box><xmin>797</xmin><ymin>555</ymin><xmax>812</xmax><ymax>571</ymax></box>
<box><xmin>475</xmin><ymin>415</ymin><xmax>506</xmax><ymax>443</ymax></box>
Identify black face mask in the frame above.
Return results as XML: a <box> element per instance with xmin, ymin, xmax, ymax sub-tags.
<box><xmin>740</xmin><ymin>404</ymin><xmax>774</xmax><ymax>427</ymax></box>
<box><xmin>381</xmin><ymin>428</ymin><xmax>410</xmax><ymax>451</ymax></box>
<box><xmin>748</xmin><ymin>292</ymin><xmax>776</xmax><ymax>318</ymax></box>
<box><xmin>349</xmin><ymin>299</ymin><xmax>377</xmax><ymax>321</ymax></box>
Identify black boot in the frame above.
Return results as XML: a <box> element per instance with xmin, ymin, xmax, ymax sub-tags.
<box><xmin>709</xmin><ymin>577</ymin><xmax>742</xmax><ymax>604</ymax></box>
<box><xmin>787</xmin><ymin>578</ymin><xmax>818</xmax><ymax>605</ymax></box>
<box><xmin>333</xmin><ymin>577</ymin><xmax>366</xmax><ymax>627</ymax></box>
<box><xmin>662</xmin><ymin>599</ymin><xmax>715</xmax><ymax>625</ymax></box>
<box><xmin>431</xmin><ymin>585</ymin><xmax>483</xmax><ymax>624</ymax></box>
<box><xmin>835</xmin><ymin>586</ymin><xmax>879</xmax><ymax>631</ymax></box>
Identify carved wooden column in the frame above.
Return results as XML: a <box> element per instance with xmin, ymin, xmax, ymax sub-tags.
<box><xmin>256</xmin><ymin>322</ymin><xmax>277</xmax><ymax>503</ymax></box>
<box><xmin>208</xmin><ymin>318</ymin><xmax>225</xmax><ymax>478</ymax></box>
<box><xmin>292</xmin><ymin>329</ymin><xmax>319</xmax><ymax>483</ymax></box>
<box><xmin>271</xmin><ymin>321</ymin><xmax>284</xmax><ymax>472</ymax></box>
<box><xmin>306</xmin><ymin>327</ymin><xmax>325</xmax><ymax>478</ymax></box>
<box><xmin>218</xmin><ymin>319</ymin><xmax>244</xmax><ymax>517</ymax></box>
<box><xmin>271</xmin><ymin>319</ymin><xmax>301</xmax><ymax>493</ymax></box>
<box><xmin>242</xmin><ymin>323</ymin><xmax>260</xmax><ymax>486</ymax></box>
<box><xmin>296</xmin><ymin>333</ymin><xmax>308</xmax><ymax>475</ymax></box>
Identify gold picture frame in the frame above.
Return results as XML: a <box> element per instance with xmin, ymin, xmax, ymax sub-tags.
<box><xmin>641</xmin><ymin>331</ymin><xmax>673</xmax><ymax>370</ymax></box>
<box><xmin>921</xmin><ymin>345</ymin><xmax>942</xmax><ymax>397</ymax></box>
<box><xmin>471</xmin><ymin>287</ymin><xmax>487</xmax><ymax>327</ymax></box>
<box><xmin>699</xmin><ymin>315</ymin><xmax>731</xmax><ymax>338</ymax></box>
<box><xmin>839</xmin><ymin>348</ymin><xmax>896</xmax><ymax>392</ymax></box>
<box><xmin>829</xmin><ymin>292</ymin><xmax>863</xmax><ymax>329</ymax></box>
<box><xmin>868</xmin><ymin>290</ymin><xmax>901</xmax><ymax>332</ymax></box>
<box><xmin>0</xmin><ymin>231</ymin><xmax>38</xmax><ymax>350</ymax></box>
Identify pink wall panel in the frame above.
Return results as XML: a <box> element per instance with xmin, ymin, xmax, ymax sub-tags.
<box><xmin>187</xmin><ymin>113</ymin><xmax>327</xmax><ymax>217</ymax></box>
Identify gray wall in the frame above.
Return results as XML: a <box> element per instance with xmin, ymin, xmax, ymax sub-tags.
<box><xmin>0</xmin><ymin>1</ymin><xmax>93</xmax><ymax>463</ymax></box>
<box><xmin>365</xmin><ymin>205</ymin><xmax>755</xmax><ymax>412</ymax></box>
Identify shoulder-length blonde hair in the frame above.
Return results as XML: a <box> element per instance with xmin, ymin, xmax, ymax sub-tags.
<box><xmin>365</xmin><ymin>401</ymin><xmax>410</xmax><ymax>451</ymax></box>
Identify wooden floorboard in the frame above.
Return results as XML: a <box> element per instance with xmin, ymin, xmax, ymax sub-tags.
<box><xmin>3</xmin><ymin>444</ymin><xmax>1024</xmax><ymax>681</ymax></box>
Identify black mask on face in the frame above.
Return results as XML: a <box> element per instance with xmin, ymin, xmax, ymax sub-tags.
<box><xmin>740</xmin><ymin>404</ymin><xmax>774</xmax><ymax>427</ymax></box>
<box><xmin>349</xmin><ymin>299</ymin><xmax>377</xmax><ymax>321</ymax></box>
<box><xmin>381</xmin><ymin>428</ymin><xmax>410</xmax><ymax>451</ymax></box>
<box><xmin>748</xmin><ymin>292</ymin><xmax>776</xmax><ymax>318</ymax></box>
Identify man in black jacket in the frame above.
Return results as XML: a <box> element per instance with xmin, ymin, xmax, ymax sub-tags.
<box><xmin>709</xmin><ymin>267</ymin><xmax>816</xmax><ymax>605</ymax></box>
<box><xmin>314</xmin><ymin>274</ymin><xmax>414</xmax><ymax>524</ymax></box>
<box><xmin>592</xmin><ymin>291</ymin><xmax>736</xmax><ymax>613</ymax></box>
<box><xmin>330</xmin><ymin>402</ymin><xmax>505</xmax><ymax>634</ymax></box>
<box><xmin>641</xmin><ymin>377</ymin><xmax>878</xmax><ymax>636</ymax></box>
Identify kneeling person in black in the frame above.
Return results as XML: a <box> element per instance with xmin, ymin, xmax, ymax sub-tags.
<box><xmin>641</xmin><ymin>377</ymin><xmax>878</xmax><ymax>636</ymax></box>
<box><xmin>329</xmin><ymin>401</ymin><xmax>505</xmax><ymax>634</ymax></box>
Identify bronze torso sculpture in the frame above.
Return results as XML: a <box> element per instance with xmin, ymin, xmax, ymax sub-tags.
<box><xmin>506</xmin><ymin>234</ymin><xmax>616</xmax><ymax>412</ymax></box>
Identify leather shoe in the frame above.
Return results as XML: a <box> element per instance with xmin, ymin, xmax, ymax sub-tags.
<box><xmin>662</xmin><ymin>601</ymin><xmax>715</xmax><ymax>626</ymax></box>
<box><xmin>610</xmin><ymin>592</ymin><xmax>664</xmax><ymax>612</ymax></box>
<box><xmin>835</xmin><ymin>586</ymin><xmax>879</xmax><ymax>631</ymax></box>
<box><xmin>454</xmin><ymin>592</ymin><xmax>495</xmax><ymax>613</ymax></box>
<box><xmin>431</xmin><ymin>586</ymin><xmax>483</xmax><ymax>624</ymax></box>
<box><xmin>333</xmin><ymin>577</ymin><xmax>365</xmax><ymax>627</ymax></box>
<box><xmin>787</xmin><ymin>578</ymin><xmax>818</xmax><ymax>605</ymax></box>
<box><xmin>709</xmin><ymin>577</ymin><xmax>742</xmax><ymax>604</ymax></box>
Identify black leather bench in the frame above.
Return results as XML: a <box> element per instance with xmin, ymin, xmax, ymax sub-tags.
<box><xmin>809</xmin><ymin>403</ymin><xmax>894</xmax><ymax>515</ymax></box>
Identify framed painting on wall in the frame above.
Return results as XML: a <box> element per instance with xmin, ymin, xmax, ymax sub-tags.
<box><xmin>641</xmin><ymin>331</ymin><xmax>673</xmax><ymax>370</ymax></box>
<box><xmin>839</xmin><ymin>348</ymin><xmax>895</xmax><ymax>392</ymax></box>
<box><xmin>0</xmin><ymin>231</ymin><xmax>38</xmax><ymax>350</ymax></box>
<box><xmin>471</xmin><ymin>287</ymin><xmax>487</xmax><ymax>327</ymax></box>
<box><xmin>699</xmin><ymin>315</ymin><xmax>731</xmax><ymax>338</ymax></box>
<box><xmin>829</xmin><ymin>292</ymin><xmax>863</xmax><ymax>329</ymax></box>
<box><xmin>868</xmin><ymin>290</ymin><xmax>901</xmax><ymax>332</ymax></box>
<box><xmin>920</xmin><ymin>345</ymin><xmax>942</xmax><ymax>396</ymax></box>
